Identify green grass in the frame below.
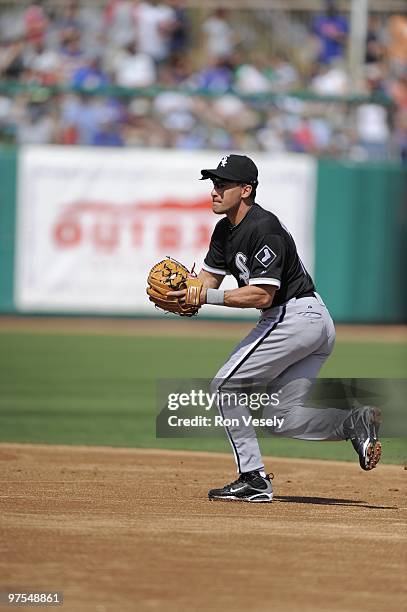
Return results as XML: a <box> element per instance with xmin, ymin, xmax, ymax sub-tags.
<box><xmin>0</xmin><ymin>331</ymin><xmax>406</xmax><ymax>464</ymax></box>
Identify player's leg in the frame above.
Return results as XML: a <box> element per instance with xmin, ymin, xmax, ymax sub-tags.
<box><xmin>220</xmin><ymin>298</ymin><xmax>381</xmax><ymax>471</ymax></box>
<box><xmin>265</xmin><ymin>356</ymin><xmax>382</xmax><ymax>470</ymax></box>
<box><xmin>208</xmin><ymin>306</ymin><xmax>287</xmax><ymax>502</ymax></box>
<box><xmin>209</xmin><ymin>295</ymin><xmax>380</xmax><ymax>504</ymax></box>
<box><xmin>211</xmin><ymin>298</ymin><xmax>332</xmax><ymax>464</ymax></box>
<box><xmin>263</xmin><ymin>297</ymin><xmax>381</xmax><ymax>469</ymax></box>
<box><xmin>264</xmin><ymin>352</ymin><xmax>381</xmax><ymax>440</ymax></box>
<box><xmin>210</xmin><ymin>304</ymin><xmax>289</xmax><ymax>476</ymax></box>
<box><xmin>263</xmin><ymin>352</ymin><xmax>351</xmax><ymax>440</ymax></box>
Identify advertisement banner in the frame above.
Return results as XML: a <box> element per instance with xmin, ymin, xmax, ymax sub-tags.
<box><xmin>15</xmin><ymin>146</ymin><xmax>316</xmax><ymax>316</ymax></box>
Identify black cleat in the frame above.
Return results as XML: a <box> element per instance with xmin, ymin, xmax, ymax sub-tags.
<box><xmin>208</xmin><ymin>471</ymin><xmax>273</xmax><ymax>503</ymax></box>
<box><xmin>343</xmin><ymin>406</ymin><xmax>382</xmax><ymax>471</ymax></box>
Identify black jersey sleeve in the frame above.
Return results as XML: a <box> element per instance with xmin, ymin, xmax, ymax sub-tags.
<box><xmin>202</xmin><ymin>220</ymin><xmax>228</xmax><ymax>275</ymax></box>
<box><xmin>247</xmin><ymin>233</ymin><xmax>285</xmax><ymax>288</ymax></box>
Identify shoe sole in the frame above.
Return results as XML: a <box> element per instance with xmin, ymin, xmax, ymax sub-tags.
<box><xmin>362</xmin><ymin>440</ymin><xmax>382</xmax><ymax>470</ymax></box>
<box><xmin>355</xmin><ymin>407</ymin><xmax>382</xmax><ymax>471</ymax></box>
<box><xmin>208</xmin><ymin>493</ymin><xmax>273</xmax><ymax>503</ymax></box>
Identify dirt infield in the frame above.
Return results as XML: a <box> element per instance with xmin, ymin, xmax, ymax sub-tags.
<box><xmin>0</xmin><ymin>315</ymin><xmax>406</xmax><ymax>342</ymax></box>
<box><xmin>0</xmin><ymin>445</ymin><xmax>405</xmax><ymax>612</ymax></box>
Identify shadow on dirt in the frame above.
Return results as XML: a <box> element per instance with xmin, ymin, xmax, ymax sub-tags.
<box><xmin>274</xmin><ymin>495</ymin><xmax>398</xmax><ymax>510</ymax></box>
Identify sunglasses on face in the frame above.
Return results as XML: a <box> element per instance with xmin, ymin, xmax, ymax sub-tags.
<box><xmin>211</xmin><ymin>179</ymin><xmax>245</xmax><ymax>189</ymax></box>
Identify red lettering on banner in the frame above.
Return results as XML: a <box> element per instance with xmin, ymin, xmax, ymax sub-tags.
<box><xmin>158</xmin><ymin>225</ymin><xmax>181</xmax><ymax>249</ymax></box>
<box><xmin>194</xmin><ymin>224</ymin><xmax>212</xmax><ymax>249</ymax></box>
<box><xmin>54</xmin><ymin>219</ymin><xmax>82</xmax><ymax>246</ymax></box>
<box><xmin>53</xmin><ymin>200</ymin><xmax>213</xmax><ymax>253</ymax></box>
<box><xmin>93</xmin><ymin>223</ymin><xmax>119</xmax><ymax>250</ymax></box>
<box><xmin>131</xmin><ymin>223</ymin><xmax>143</xmax><ymax>247</ymax></box>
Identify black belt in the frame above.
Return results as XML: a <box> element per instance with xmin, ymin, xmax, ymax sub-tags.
<box><xmin>297</xmin><ymin>290</ymin><xmax>316</xmax><ymax>299</ymax></box>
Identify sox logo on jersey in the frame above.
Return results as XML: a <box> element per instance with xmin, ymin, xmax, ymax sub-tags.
<box><xmin>235</xmin><ymin>252</ymin><xmax>250</xmax><ymax>284</ymax></box>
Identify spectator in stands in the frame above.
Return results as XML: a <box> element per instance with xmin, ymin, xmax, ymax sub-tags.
<box><xmin>135</xmin><ymin>0</ymin><xmax>177</xmax><ymax>65</ymax></box>
<box><xmin>290</xmin><ymin>119</ymin><xmax>316</xmax><ymax>154</ymax></box>
<box><xmin>256</xmin><ymin>108</ymin><xmax>287</xmax><ymax>153</ymax></box>
<box><xmin>23</xmin><ymin>39</ymin><xmax>60</xmax><ymax>85</ymax></box>
<box><xmin>0</xmin><ymin>37</ymin><xmax>26</xmax><ymax>80</ymax></box>
<box><xmin>310</xmin><ymin>60</ymin><xmax>349</xmax><ymax>96</ymax></box>
<box><xmin>191</xmin><ymin>56</ymin><xmax>234</xmax><ymax>93</ymax></box>
<box><xmin>60</xmin><ymin>93</ymin><xmax>123</xmax><ymax>145</ymax></box>
<box><xmin>103</xmin><ymin>0</ymin><xmax>137</xmax><ymax>47</ymax></box>
<box><xmin>389</xmin><ymin>74</ymin><xmax>407</xmax><ymax>113</ymax></box>
<box><xmin>201</xmin><ymin>9</ymin><xmax>236</xmax><ymax>60</ymax></box>
<box><xmin>123</xmin><ymin>97</ymin><xmax>170</xmax><ymax>147</ymax></box>
<box><xmin>55</xmin><ymin>0</ymin><xmax>82</xmax><ymax>33</ymax></box>
<box><xmin>355</xmin><ymin>96</ymin><xmax>390</xmax><ymax>161</ymax></box>
<box><xmin>365</xmin><ymin>14</ymin><xmax>385</xmax><ymax>65</ymax></box>
<box><xmin>157</xmin><ymin>53</ymin><xmax>192</xmax><ymax>86</ymax></box>
<box><xmin>57</xmin><ymin>28</ymin><xmax>85</xmax><ymax>84</ymax></box>
<box><xmin>92</xmin><ymin>118</ymin><xmax>124</xmax><ymax>146</ymax></box>
<box><xmin>71</xmin><ymin>53</ymin><xmax>109</xmax><ymax>89</ymax></box>
<box><xmin>233</xmin><ymin>55</ymin><xmax>272</xmax><ymax>94</ymax></box>
<box><xmin>312</xmin><ymin>0</ymin><xmax>348</xmax><ymax>65</ymax></box>
<box><xmin>76</xmin><ymin>2</ymin><xmax>105</xmax><ymax>57</ymax></box>
<box><xmin>24</xmin><ymin>1</ymin><xmax>49</xmax><ymax>46</ymax></box>
<box><xmin>211</xmin><ymin>94</ymin><xmax>252</xmax><ymax>130</ymax></box>
<box><xmin>152</xmin><ymin>89</ymin><xmax>195</xmax><ymax>140</ymax></box>
<box><xmin>16</xmin><ymin>98</ymin><xmax>57</xmax><ymax>145</ymax></box>
<box><xmin>267</xmin><ymin>54</ymin><xmax>300</xmax><ymax>92</ymax></box>
<box><xmin>167</xmin><ymin>0</ymin><xmax>189</xmax><ymax>56</ymax></box>
<box><xmin>389</xmin><ymin>74</ymin><xmax>407</xmax><ymax>162</ymax></box>
<box><xmin>386</xmin><ymin>15</ymin><xmax>407</xmax><ymax>78</ymax></box>
<box><xmin>0</xmin><ymin>1</ymin><xmax>402</xmax><ymax>161</ymax></box>
<box><xmin>111</xmin><ymin>41</ymin><xmax>156</xmax><ymax>88</ymax></box>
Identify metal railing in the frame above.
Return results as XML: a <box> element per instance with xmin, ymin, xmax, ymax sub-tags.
<box><xmin>0</xmin><ymin>80</ymin><xmax>393</xmax><ymax>106</ymax></box>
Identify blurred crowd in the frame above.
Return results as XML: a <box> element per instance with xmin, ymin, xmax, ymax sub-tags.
<box><xmin>0</xmin><ymin>0</ymin><xmax>406</xmax><ymax>161</ymax></box>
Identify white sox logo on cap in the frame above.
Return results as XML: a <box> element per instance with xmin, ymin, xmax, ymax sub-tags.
<box><xmin>200</xmin><ymin>154</ymin><xmax>258</xmax><ymax>184</ymax></box>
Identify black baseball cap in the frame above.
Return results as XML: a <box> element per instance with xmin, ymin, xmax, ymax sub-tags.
<box><xmin>200</xmin><ymin>154</ymin><xmax>258</xmax><ymax>185</ymax></box>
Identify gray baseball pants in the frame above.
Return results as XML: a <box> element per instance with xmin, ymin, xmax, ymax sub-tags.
<box><xmin>212</xmin><ymin>293</ymin><xmax>347</xmax><ymax>474</ymax></box>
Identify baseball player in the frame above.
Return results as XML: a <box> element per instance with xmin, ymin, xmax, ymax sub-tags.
<box><xmin>169</xmin><ymin>154</ymin><xmax>382</xmax><ymax>503</ymax></box>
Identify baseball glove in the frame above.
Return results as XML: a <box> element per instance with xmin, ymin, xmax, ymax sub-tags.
<box><xmin>146</xmin><ymin>257</ymin><xmax>203</xmax><ymax>316</ymax></box>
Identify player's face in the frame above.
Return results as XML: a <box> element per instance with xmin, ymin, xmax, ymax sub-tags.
<box><xmin>210</xmin><ymin>179</ymin><xmax>248</xmax><ymax>215</ymax></box>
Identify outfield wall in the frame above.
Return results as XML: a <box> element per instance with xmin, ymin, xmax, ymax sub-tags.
<box><xmin>315</xmin><ymin>160</ymin><xmax>406</xmax><ymax>323</ymax></box>
<box><xmin>0</xmin><ymin>147</ymin><xmax>16</xmax><ymax>315</ymax></box>
<box><xmin>0</xmin><ymin>146</ymin><xmax>405</xmax><ymax>323</ymax></box>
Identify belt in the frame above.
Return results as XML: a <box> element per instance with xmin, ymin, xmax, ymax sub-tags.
<box><xmin>297</xmin><ymin>290</ymin><xmax>316</xmax><ymax>299</ymax></box>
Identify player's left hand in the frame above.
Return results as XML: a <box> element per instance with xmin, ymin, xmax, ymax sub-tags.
<box><xmin>167</xmin><ymin>288</ymin><xmax>187</xmax><ymax>303</ymax></box>
<box><xmin>168</xmin><ymin>287</ymin><xmax>207</xmax><ymax>305</ymax></box>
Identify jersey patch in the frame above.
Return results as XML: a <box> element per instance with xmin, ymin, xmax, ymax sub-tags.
<box><xmin>255</xmin><ymin>245</ymin><xmax>276</xmax><ymax>267</ymax></box>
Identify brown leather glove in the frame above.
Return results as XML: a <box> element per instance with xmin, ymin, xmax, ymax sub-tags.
<box><xmin>146</xmin><ymin>258</ymin><xmax>203</xmax><ymax>317</ymax></box>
